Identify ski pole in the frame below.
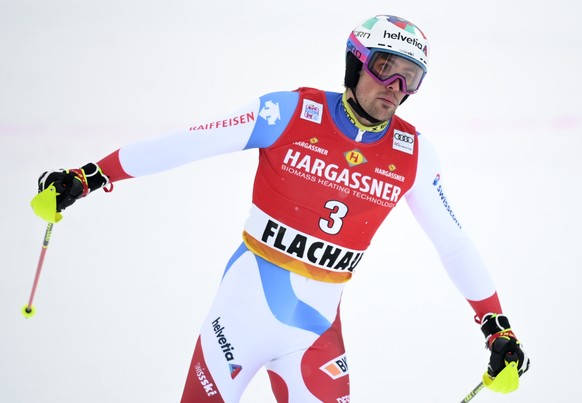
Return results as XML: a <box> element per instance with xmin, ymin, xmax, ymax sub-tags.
<box><xmin>461</xmin><ymin>381</ymin><xmax>484</xmax><ymax>402</ymax></box>
<box><xmin>22</xmin><ymin>222</ymin><xmax>54</xmax><ymax>318</ymax></box>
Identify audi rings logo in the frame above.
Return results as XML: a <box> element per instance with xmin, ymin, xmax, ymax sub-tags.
<box><xmin>394</xmin><ymin>133</ymin><xmax>414</xmax><ymax>143</ymax></box>
<box><xmin>392</xmin><ymin>130</ymin><xmax>415</xmax><ymax>155</ymax></box>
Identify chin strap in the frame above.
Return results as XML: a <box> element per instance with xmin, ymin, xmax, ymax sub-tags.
<box><xmin>346</xmin><ymin>89</ymin><xmax>383</xmax><ymax>124</ymax></box>
<box><xmin>341</xmin><ymin>92</ymin><xmax>389</xmax><ymax>134</ymax></box>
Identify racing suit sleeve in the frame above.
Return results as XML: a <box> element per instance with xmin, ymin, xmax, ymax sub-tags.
<box><xmin>97</xmin><ymin>92</ymin><xmax>299</xmax><ymax>182</ymax></box>
<box><xmin>404</xmin><ymin>133</ymin><xmax>502</xmax><ymax>322</ymax></box>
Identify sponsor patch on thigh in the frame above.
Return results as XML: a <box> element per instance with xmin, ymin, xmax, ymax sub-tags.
<box><xmin>301</xmin><ymin>312</ymin><xmax>350</xmax><ymax>401</ymax></box>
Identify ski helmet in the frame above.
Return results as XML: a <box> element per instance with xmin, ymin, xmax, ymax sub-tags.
<box><xmin>344</xmin><ymin>15</ymin><xmax>429</xmax><ymax>91</ymax></box>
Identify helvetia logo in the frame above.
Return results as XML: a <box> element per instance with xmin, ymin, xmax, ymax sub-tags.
<box><xmin>212</xmin><ymin>317</ymin><xmax>243</xmax><ymax>378</ymax></box>
<box><xmin>383</xmin><ymin>30</ymin><xmax>424</xmax><ymax>51</ymax></box>
<box><xmin>229</xmin><ymin>364</ymin><xmax>242</xmax><ymax>380</ymax></box>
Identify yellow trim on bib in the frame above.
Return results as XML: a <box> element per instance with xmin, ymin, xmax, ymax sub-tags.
<box><xmin>243</xmin><ymin>232</ymin><xmax>353</xmax><ymax>284</ymax></box>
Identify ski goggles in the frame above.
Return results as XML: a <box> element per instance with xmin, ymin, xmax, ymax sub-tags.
<box><xmin>347</xmin><ymin>33</ymin><xmax>426</xmax><ymax>94</ymax></box>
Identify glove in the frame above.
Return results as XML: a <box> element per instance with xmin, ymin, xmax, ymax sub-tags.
<box><xmin>31</xmin><ymin>163</ymin><xmax>110</xmax><ymax>222</ymax></box>
<box><xmin>480</xmin><ymin>313</ymin><xmax>530</xmax><ymax>393</ymax></box>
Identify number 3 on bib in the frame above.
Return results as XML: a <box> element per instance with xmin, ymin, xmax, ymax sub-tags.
<box><xmin>319</xmin><ymin>200</ymin><xmax>348</xmax><ymax>235</ymax></box>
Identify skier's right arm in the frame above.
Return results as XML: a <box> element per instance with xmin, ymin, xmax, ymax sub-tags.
<box><xmin>98</xmin><ymin>93</ymin><xmax>298</xmax><ymax>182</ymax></box>
<box><xmin>32</xmin><ymin>92</ymin><xmax>299</xmax><ymax>221</ymax></box>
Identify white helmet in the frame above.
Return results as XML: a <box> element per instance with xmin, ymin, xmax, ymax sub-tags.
<box><xmin>344</xmin><ymin>15</ymin><xmax>429</xmax><ymax>92</ymax></box>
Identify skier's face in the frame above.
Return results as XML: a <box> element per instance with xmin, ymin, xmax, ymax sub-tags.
<box><xmin>352</xmin><ymin>69</ymin><xmax>406</xmax><ymax>124</ymax></box>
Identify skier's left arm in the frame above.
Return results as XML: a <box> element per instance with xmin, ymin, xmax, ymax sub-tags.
<box><xmin>405</xmin><ymin>133</ymin><xmax>530</xmax><ymax>392</ymax></box>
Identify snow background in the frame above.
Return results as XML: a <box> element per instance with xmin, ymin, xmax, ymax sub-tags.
<box><xmin>1</xmin><ymin>0</ymin><xmax>580</xmax><ymax>402</ymax></box>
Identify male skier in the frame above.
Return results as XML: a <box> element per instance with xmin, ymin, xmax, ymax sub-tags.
<box><xmin>32</xmin><ymin>14</ymin><xmax>529</xmax><ymax>402</ymax></box>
